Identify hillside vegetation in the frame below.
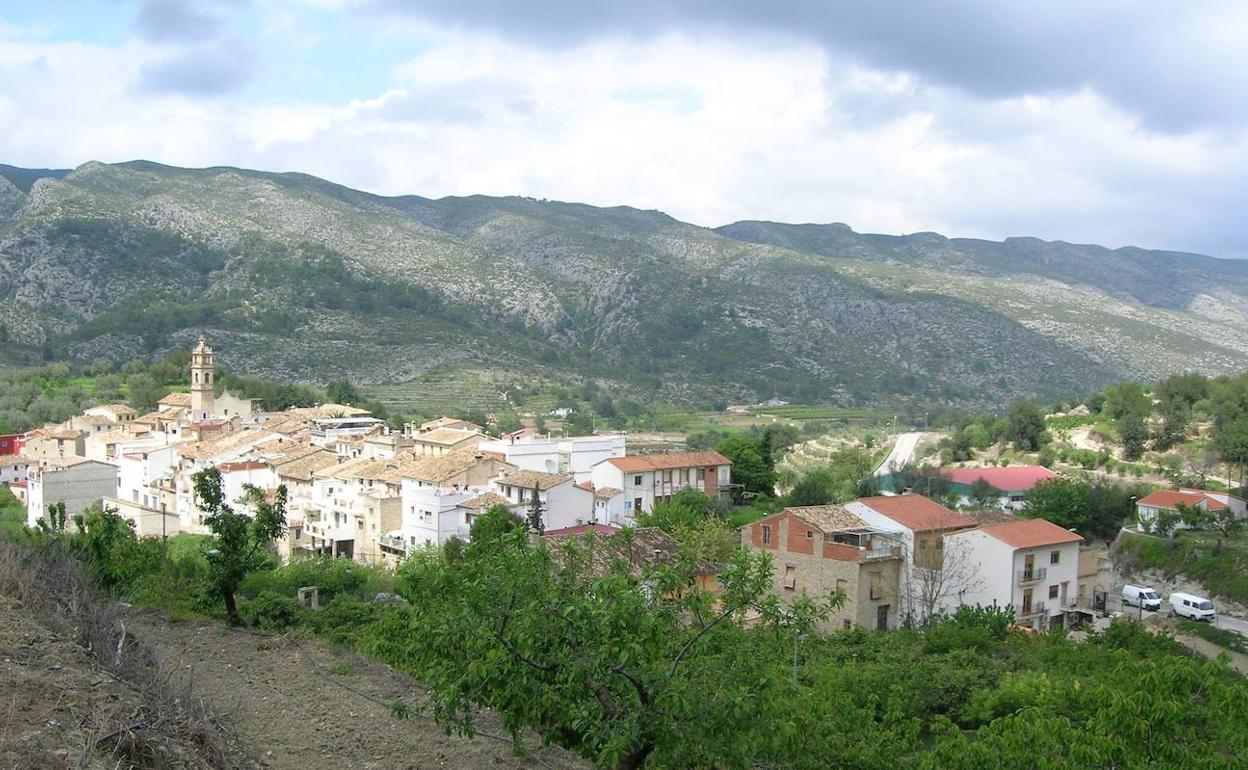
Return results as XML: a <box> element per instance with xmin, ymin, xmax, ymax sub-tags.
<box><xmin>6</xmin><ymin>161</ymin><xmax>1248</xmax><ymax>408</ymax></box>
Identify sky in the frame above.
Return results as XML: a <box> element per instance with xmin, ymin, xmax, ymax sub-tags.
<box><xmin>2</xmin><ymin>1</ymin><xmax>1247</xmax><ymax>257</ymax></box>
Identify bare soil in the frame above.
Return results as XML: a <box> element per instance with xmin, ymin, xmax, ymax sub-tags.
<box><xmin>128</xmin><ymin>613</ymin><xmax>587</xmax><ymax>770</ymax></box>
<box><xmin>0</xmin><ymin>595</ymin><xmax>586</xmax><ymax>770</ymax></box>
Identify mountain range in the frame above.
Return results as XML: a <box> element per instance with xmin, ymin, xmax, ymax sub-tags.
<box><xmin>2</xmin><ymin>160</ymin><xmax>1247</xmax><ymax>410</ymax></box>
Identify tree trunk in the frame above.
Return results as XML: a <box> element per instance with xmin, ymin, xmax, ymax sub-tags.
<box><xmin>616</xmin><ymin>741</ymin><xmax>654</xmax><ymax>770</ymax></box>
<box><xmin>223</xmin><ymin>589</ymin><xmax>241</xmax><ymax>626</ymax></box>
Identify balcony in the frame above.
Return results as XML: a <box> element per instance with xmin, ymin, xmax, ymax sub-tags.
<box><xmin>1016</xmin><ymin>567</ymin><xmax>1047</xmax><ymax>584</ymax></box>
<box><xmin>860</xmin><ymin>545</ymin><xmax>903</xmax><ymax>562</ymax></box>
<box><xmin>378</xmin><ymin>533</ymin><xmax>407</xmax><ymax>553</ymax></box>
<box><xmin>1018</xmin><ymin>601</ymin><xmax>1048</xmax><ymax>618</ymax></box>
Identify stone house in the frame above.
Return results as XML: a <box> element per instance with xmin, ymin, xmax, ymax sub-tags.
<box><xmin>742</xmin><ymin>505</ymin><xmax>905</xmax><ymax>632</ymax></box>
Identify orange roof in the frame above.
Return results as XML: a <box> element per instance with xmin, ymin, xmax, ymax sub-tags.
<box><xmin>854</xmin><ymin>494</ymin><xmax>975</xmax><ymax>533</ymax></box>
<box><xmin>1137</xmin><ymin>489</ymin><xmax>1227</xmax><ymax>512</ymax></box>
<box><xmin>606</xmin><ymin>451</ymin><xmax>732</xmax><ymax>472</ymax></box>
<box><xmin>980</xmin><ymin>519</ymin><xmax>1084</xmax><ymax>549</ymax></box>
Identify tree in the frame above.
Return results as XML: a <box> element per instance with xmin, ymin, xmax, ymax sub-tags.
<box><xmin>325</xmin><ymin>378</ymin><xmax>361</xmax><ymax>405</ymax></box>
<box><xmin>1104</xmin><ymin>382</ymin><xmax>1151</xmax><ymax>421</ymax></box>
<box><xmin>1209</xmin><ymin>507</ymin><xmax>1246</xmax><ymax>540</ymax></box>
<box><xmin>1021</xmin><ymin>477</ymin><xmax>1091</xmax><ymax>533</ymax></box>
<box><xmin>716</xmin><ymin>435</ymin><xmax>775</xmax><ymax>502</ymax></box>
<box><xmin>393</xmin><ymin>528</ymin><xmax>838</xmax><ymax>770</ymax></box>
<box><xmin>525</xmin><ymin>485</ymin><xmax>545</xmax><ymax>536</ymax></box>
<box><xmin>968</xmin><ymin>477</ymin><xmax>1002</xmax><ymax>509</ymax></box>
<box><xmin>1154</xmin><ymin>394</ymin><xmax>1191</xmax><ymax>451</ymax></box>
<box><xmin>786</xmin><ymin>450</ymin><xmax>875</xmax><ymax>506</ymax></box>
<box><xmin>637</xmin><ymin>489</ymin><xmax>714</xmax><ymax>531</ymax></box>
<box><xmin>1118</xmin><ymin>413</ymin><xmax>1148</xmax><ymax>460</ymax></box>
<box><xmin>909</xmin><ymin>537</ymin><xmax>985</xmax><ymax>626</ymax></box>
<box><xmin>193</xmin><ymin>468</ymin><xmax>287</xmax><ymax>625</ymax></box>
<box><xmin>126</xmin><ymin>373</ymin><xmax>168</xmax><ymax>413</ymax></box>
<box><xmin>1005</xmin><ymin>402</ymin><xmax>1048</xmax><ymax>451</ymax></box>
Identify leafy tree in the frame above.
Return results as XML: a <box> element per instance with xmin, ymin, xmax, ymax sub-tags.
<box><xmin>1103</xmin><ymin>382</ymin><xmax>1151</xmax><ymax>421</ymax></box>
<box><xmin>668</xmin><ymin>518</ymin><xmax>741</xmax><ymax>564</ymax></box>
<box><xmin>325</xmin><ymin>378</ymin><xmax>361</xmax><ymax>405</ymax></box>
<box><xmin>1004</xmin><ymin>401</ymin><xmax>1048</xmax><ymax>451</ymax></box>
<box><xmin>392</xmin><ymin>528</ymin><xmax>837</xmax><ymax>770</ymax></box>
<box><xmin>1020</xmin><ymin>477</ymin><xmax>1091</xmax><ymax>533</ymax></box>
<box><xmin>968</xmin><ymin>477</ymin><xmax>1001</xmax><ymax>509</ymax></box>
<box><xmin>1154</xmin><ymin>395</ymin><xmax>1190</xmax><ymax>451</ymax></box>
<box><xmin>637</xmin><ymin>489</ymin><xmax>715</xmax><ymax>531</ymax></box>
<box><xmin>1086</xmin><ymin>478</ymin><xmax>1145</xmax><ymax>542</ymax></box>
<box><xmin>193</xmin><ymin>468</ymin><xmax>287</xmax><ymax>625</ymax></box>
<box><xmin>126</xmin><ymin>372</ymin><xmax>169</xmax><ymax>413</ymax></box>
<box><xmin>1118</xmin><ymin>413</ymin><xmax>1148</xmax><ymax>460</ymax></box>
<box><xmin>716</xmin><ymin>434</ymin><xmax>775</xmax><ymax>502</ymax></box>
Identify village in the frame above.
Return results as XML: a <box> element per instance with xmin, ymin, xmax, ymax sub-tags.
<box><xmin>4</xmin><ymin>336</ymin><xmax>1239</xmax><ymax>637</ymax></box>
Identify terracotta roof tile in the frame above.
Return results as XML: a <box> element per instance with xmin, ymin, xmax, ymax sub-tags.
<box><xmin>606</xmin><ymin>451</ymin><xmax>732</xmax><ymax>472</ymax></box>
<box><xmin>980</xmin><ymin>519</ymin><xmax>1084</xmax><ymax>548</ymax></box>
<box><xmin>1137</xmin><ymin>490</ymin><xmax>1228</xmax><ymax>512</ymax></box>
<box><xmin>853</xmin><ymin>494</ymin><xmax>976</xmax><ymax>532</ymax></box>
<box><xmin>944</xmin><ymin>465</ymin><xmax>1057</xmax><ymax>491</ymax></box>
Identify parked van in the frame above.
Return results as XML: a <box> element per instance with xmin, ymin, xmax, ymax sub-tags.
<box><xmin>1169</xmin><ymin>592</ymin><xmax>1217</xmax><ymax>622</ymax></box>
<box><xmin>1122</xmin><ymin>585</ymin><xmax>1162</xmax><ymax>611</ymax></box>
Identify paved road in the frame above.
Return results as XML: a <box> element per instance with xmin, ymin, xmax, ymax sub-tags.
<box><xmin>874</xmin><ymin>432</ymin><xmax>926</xmax><ymax>476</ymax></box>
<box><xmin>1107</xmin><ymin>595</ymin><xmax>1248</xmax><ymax>638</ymax></box>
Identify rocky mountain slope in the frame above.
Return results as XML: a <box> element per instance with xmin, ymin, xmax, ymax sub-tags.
<box><xmin>1</xmin><ymin>161</ymin><xmax>1245</xmax><ymax>408</ymax></box>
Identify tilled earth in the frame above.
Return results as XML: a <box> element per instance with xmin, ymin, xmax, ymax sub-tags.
<box><xmin>129</xmin><ymin>614</ymin><xmax>586</xmax><ymax>770</ymax></box>
<box><xmin>0</xmin><ymin>597</ymin><xmax>584</xmax><ymax>770</ymax></box>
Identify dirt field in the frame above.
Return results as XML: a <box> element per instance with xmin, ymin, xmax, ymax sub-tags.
<box><xmin>129</xmin><ymin>613</ymin><xmax>586</xmax><ymax>770</ymax></box>
<box><xmin>0</xmin><ymin>596</ymin><xmax>584</xmax><ymax>770</ymax></box>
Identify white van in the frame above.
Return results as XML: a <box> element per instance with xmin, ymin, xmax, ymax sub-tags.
<box><xmin>1169</xmin><ymin>592</ymin><xmax>1216</xmax><ymax>622</ymax></box>
<box><xmin>1122</xmin><ymin>585</ymin><xmax>1161</xmax><ymax>611</ymax></box>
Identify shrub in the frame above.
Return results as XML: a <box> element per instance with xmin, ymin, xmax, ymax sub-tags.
<box><xmin>238</xmin><ymin>556</ymin><xmax>390</xmax><ymax>602</ymax></box>
<box><xmin>241</xmin><ymin>591</ymin><xmax>305</xmax><ymax>632</ymax></box>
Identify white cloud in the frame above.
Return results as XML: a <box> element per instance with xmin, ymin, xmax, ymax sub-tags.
<box><xmin>2</xmin><ymin>19</ymin><xmax>1248</xmax><ymax>255</ymax></box>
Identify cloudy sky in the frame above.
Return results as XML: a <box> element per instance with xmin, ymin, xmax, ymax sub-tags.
<box><xmin>2</xmin><ymin>1</ymin><xmax>1247</xmax><ymax>256</ymax></box>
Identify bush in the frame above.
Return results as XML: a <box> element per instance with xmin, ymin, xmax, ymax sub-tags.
<box><xmin>238</xmin><ymin>556</ymin><xmax>390</xmax><ymax>602</ymax></box>
<box><xmin>242</xmin><ymin>591</ymin><xmax>305</xmax><ymax>632</ymax></box>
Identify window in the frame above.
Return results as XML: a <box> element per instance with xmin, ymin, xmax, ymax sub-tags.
<box><xmin>1050</xmin><ymin>550</ymin><xmax>1060</xmax><ymax>565</ymax></box>
<box><xmin>634</xmin><ymin>475</ymin><xmax>643</xmax><ymax>486</ymax></box>
<box><xmin>843</xmin><ymin>619</ymin><xmax>853</xmax><ymax>630</ymax></box>
<box><xmin>761</xmin><ymin>524</ymin><xmax>772</xmax><ymax>545</ymax></box>
<box><xmin>870</xmin><ymin>572</ymin><xmax>883</xmax><ymax>600</ymax></box>
<box><xmin>806</xmin><ymin>529</ymin><xmax>813</xmax><ymax>539</ymax></box>
<box><xmin>1048</xmin><ymin>584</ymin><xmax>1059</xmax><ymax>600</ymax></box>
<box><xmin>936</xmin><ymin>538</ymin><xmax>944</xmax><ymax>550</ymax></box>
<box><xmin>783</xmin><ymin>565</ymin><xmax>796</xmax><ymax>589</ymax></box>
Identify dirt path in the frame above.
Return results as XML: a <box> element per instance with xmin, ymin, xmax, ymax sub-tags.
<box><xmin>130</xmin><ymin>613</ymin><xmax>586</xmax><ymax>770</ymax></box>
<box><xmin>1172</xmin><ymin>633</ymin><xmax>1248</xmax><ymax>675</ymax></box>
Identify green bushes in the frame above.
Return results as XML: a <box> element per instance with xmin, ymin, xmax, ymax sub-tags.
<box><xmin>238</xmin><ymin>556</ymin><xmax>392</xmax><ymax>602</ymax></box>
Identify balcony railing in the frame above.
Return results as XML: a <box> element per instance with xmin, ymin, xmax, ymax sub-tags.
<box><xmin>378</xmin><ymin>533</ymin><xmax>407</xmax><ymax>552</ymax></box>
<box><xmin>860</xmin><ymin>545</ymin><xmax>903</xmax><ymax>562</ymax></box>
<box><xmin>1018</xmin><ymin>601</ymin><xmax>1048</xmax><ymax>618</ymax></box>
<box><xmin>1017</xmin><ymin>567</ymin><xmax>1047</xmax><ymax>583</ymax></box>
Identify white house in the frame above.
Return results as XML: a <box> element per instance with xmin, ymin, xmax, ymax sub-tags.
<box><xmin>589</xmin><ymin>451</ymin><xmax>733</xmax><ymax>517</ymax></box>
<box><xmin>476</xmin><ymin>432</ymin><xmax>626</xmax><ymax>484</ymax></box>
<box><xmin>0</xmin><ymin>454</ymin><xmax>30</xmax><ymax>485</ymax></box>
<box><xmin>943</xmin><ymin>519</ymin><xmax>1083</xmax><ymax>629</ymax></box>
<box><xmin>1135</xmin><ymin>488</ymin><xmax>1246</xmax><ymax>533</ymax></box>
<box><xmin>26</xmin><ymin>457</ymin><xmax>118</xmax><ymax>528</ymax></box>
<box><xmin>490</xmin><ymin>469</ymin><xmax>595</xmax><ymax>531</ymax></box>
<box><xmin>845</xmin><ymin>494</ymin><xmax>977</xmax><ymax>621</ymax></box>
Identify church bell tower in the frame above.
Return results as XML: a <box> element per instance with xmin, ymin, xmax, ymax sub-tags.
<box><xmin>190</xmin><ymin>336</ymin><xmax>216</xmax><ymax>420</ymax></box>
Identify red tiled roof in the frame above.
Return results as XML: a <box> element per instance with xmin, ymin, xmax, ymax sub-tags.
<box><xmin>854</xmin><ymin>494</ymin><xmax>975</xmax><ymax>532</ymax></box>
<box><xmin>606</xmin><ymin>451</ymin><xmax>732</xmax><ymax>472</ymax></box>
<box><xmin>543</xmin><ymin>524</ymin><xmax>621</xmax><ymax>537</ymax></box>
<box><xmin>980</xmin><ymin>519</ymin><xmax>1084</xmax><ymax>548</ymax></box>
<box><xmin>1137</xmin><ymin>490</ymin><xmax>1227</xmax><ymax>512</ymax></box>
<box><xmin>944</xmin><ymin>465</ymin><xmax>1058</xmax><ymax>492</ymax></box>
